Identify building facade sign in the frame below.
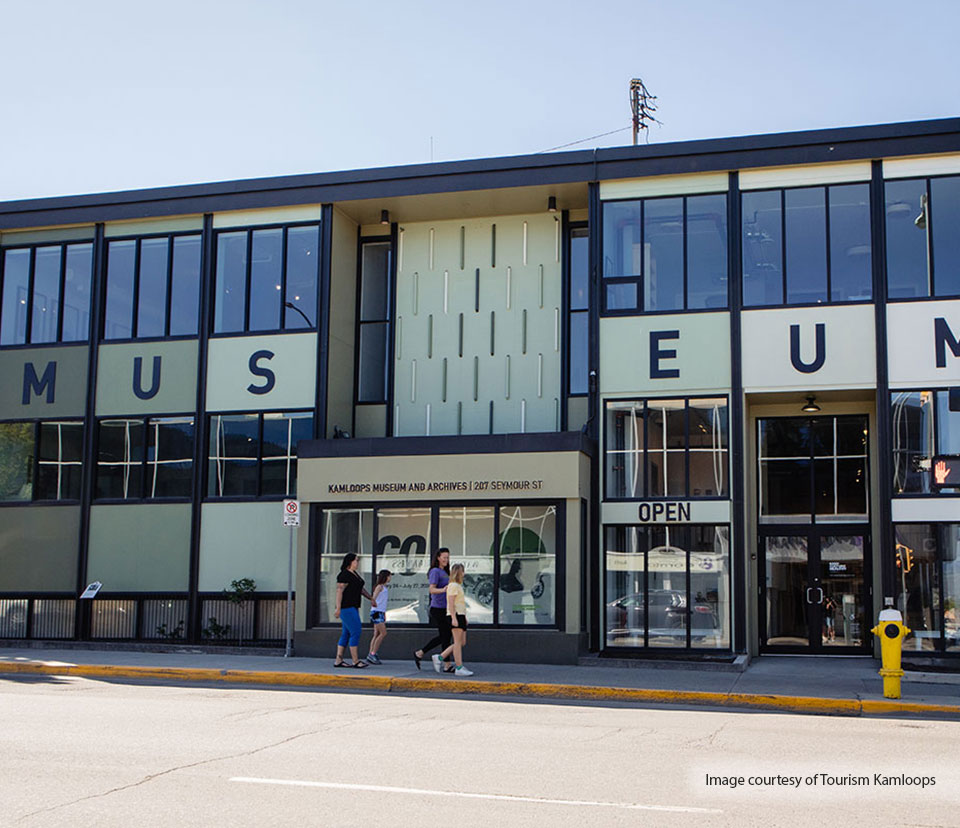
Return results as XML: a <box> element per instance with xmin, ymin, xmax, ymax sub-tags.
<box><xmin>0</xmin><ymin>345</ymin><xmax>89</xmax><ymax>419</ymax></box>
<box><xmin>95</xmin><ymin>340</ymin><xmax>199</xmax><ymax>415</ymax></box>
<box><xmin>602</xmin><ymin>500</ymin><xmax>731</xmax><ymax>526</ymax></box>
<box><xmin>887</xmin><ymin>299</ymin><xmax>960</xmax><ymax>387</ymax></box>
<box><xmin>741</xmin><ymin>305</ymin><xmax>876</xmax><ymax>391</ymax></box>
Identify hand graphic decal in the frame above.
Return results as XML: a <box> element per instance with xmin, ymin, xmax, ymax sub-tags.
<box><xmin>935</xmin><ymin>460</ymin><xmax>950</xmax><ymax>486</ymax></box>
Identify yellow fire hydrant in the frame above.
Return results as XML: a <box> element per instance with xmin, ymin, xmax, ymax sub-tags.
<box><xmin>871</xmin><ymin>608</ymin><xmax>911</xmax><ymax>699</ymax></box>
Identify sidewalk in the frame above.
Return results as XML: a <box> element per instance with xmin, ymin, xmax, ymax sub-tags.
<box><xmin>1</xmin><ymin>646</ymin><xmax>958</xmax><ymax>717</ymax></box>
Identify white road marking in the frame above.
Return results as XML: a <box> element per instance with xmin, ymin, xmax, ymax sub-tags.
<box><xmin>229</xmin><ymin>776</ymin><xmax>721</xmax><ymax>814</ymax></box>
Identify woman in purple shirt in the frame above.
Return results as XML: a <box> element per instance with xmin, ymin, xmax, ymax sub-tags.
<box><xmin>412</xmin><ymin>548</ymin><xmax>451</xmax><ymax>669</ymax></box>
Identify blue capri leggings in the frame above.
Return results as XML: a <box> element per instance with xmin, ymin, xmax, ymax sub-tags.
<box><xmin>338</xmin><ymin>607</ymin><xmax>362</xmax><ymax>647</ymax></box>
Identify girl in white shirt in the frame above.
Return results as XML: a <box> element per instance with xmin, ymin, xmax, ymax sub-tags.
<box><xmin>436</xmin><ymin>563</ymin><xmax>473</xmax><ymax>676</ymax></box>
<box><xmin>367</xmin><ymin>569</ymin><xmax>391</xmax><ymax>665</ymax></box>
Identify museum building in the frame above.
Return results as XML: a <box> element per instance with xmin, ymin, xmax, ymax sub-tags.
<box><xmin>2</xmin><ymin>117</ymin><xmax>960</xmax><ymax>665</ymax></box>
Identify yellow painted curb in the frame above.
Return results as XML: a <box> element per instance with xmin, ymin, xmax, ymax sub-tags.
<box><xmin>2</xmin><ymin>660</ymin><xmax>958</xmax><ymax>717</ymax></box>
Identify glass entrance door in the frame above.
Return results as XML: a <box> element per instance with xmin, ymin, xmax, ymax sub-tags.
<box><xmin>760</xmin><ymin>527</ymin><xmax>870</xmax><ymax>653</ymax></box>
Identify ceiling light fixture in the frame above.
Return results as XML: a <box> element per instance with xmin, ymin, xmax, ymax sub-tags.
<box><xmin>801</xmin><ymin>395</ymin><xmax>821</xmax><ymax>413</ymax></box>
<box><xmin>547</xmin><ymin>196</ymin><xmax>557</xmax><ymax>213</ymax></box>
<box><xmin>380</xmin><ymin>209</ymin><xmax>390</xmax><ymax>225</ymax></box>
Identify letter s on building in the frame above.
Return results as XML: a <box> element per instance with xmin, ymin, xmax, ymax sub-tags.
<box><xmin>247</xmin><ymin>350</ymin><xmax>276</xmax><ymax>395</ymax></box>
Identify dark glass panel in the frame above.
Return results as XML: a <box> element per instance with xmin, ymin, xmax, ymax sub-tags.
<box><xmin>760</xmin><ymin>459</ymin><xmax>811</xmax><ymax>517</ymax></box>
<box><xmin>208</xmin><ymin>414</ymin><xmax>258</xmax><ymax>497</ymax></box>
<box><xmin>605</xmin><ymin>282</ymin><xmax>637</xmax><ymax>310</ymax></box>
<box><xmin>894</xmin><ymin>524</ymin><xmax>939</xmax><ymax>651</ymax></box>
<box><xmin>214</xmin><ymin>232</ymin><xmax>247</xmax><ymax>333</ymax></box>
<box><xmin>249</xmin><ymin>229</ymin><xmax>283</xmax><ymax>331</ymax></box>
<box><xmin>169</xmin><ymin>235</ymin><xmax>201</xmax><ymax>337</ymax></box>
<box><xmin>760</xmin><ymin>417</ymin><xmax>809</xmax><ymax>457</ymax></box>
<box><xmin>785</xmin><ymin>187</ymin><xmax>827</xmax><ymax>304</ymax></box>
<box><xmin>104</xmin><ymin>240</ymin><xmax>136</xmax><ymax>339</ymax></box>
<box><xmin>885</xmin><ymin>178</ymin><xmax>929</xmax><ymax>298</ymax></box>
<box><xmin>835</xmin><ymin>459</ymin><xmax>868</xmax><ymax>515</ymax></box>
<box><xmin>146</xmin><ymin>418</ymin><xmax>194</xmax><ymax>498</ymax></box>
<box><xmin>836</xmin><ymin>418</ymin><xmax>868</xmax><ymax>456</ymax></box>
<box><xmin>359</xmin><ymin>241</ymin><xmax>390</xmax><ymax>322</ymax></box>
<box><xmin>568</xmin><ymin>312</ymin><xmax>588</xmax><ymax>395</ymax></box>
<box><xmin>941</xmin><ymin>525</ymin><xmax>960</xmax><ymax>651</ymax></box>
<box><xmin>742</xmin><ymin>190</ymin><xmax>782</xmax><ymax>306</ymax></box>
<box><xmin>643</xmin><ymin>197</ymin><xmax>684</xmax><ymax>311</ymax></box>
<box><xmin>686</xmin><ymin>194</ymin><xmax>727</xmax><ymax>309</ymax></box>
<box><xmin>284</xmin><ymin>225</ymin><xmax>319</xmax><ymax>330</ymax></box>
<box><xmin>136</xmin><ymin>237</ymin><xmax>169</xmax><ymax>338</ymax></box>
<box><xmin>0</xmin><ymin>422</ymin><xmax>35</xmax><ymax>500</ymax></box>
<box><xmin>62</xmin><ymin>243</ymin><xmax>92</xmax><ymax>341</ymax></box>
<box><xmin>891</xmin><ymin>391</ymin><xmax>933</xmax><ymax>494</ymax></box>
<box><xmin>764</xmin><ymin>535</ymin><xmax>810</xmax><ymax>645</ymax></box>
<box><xmin>820</xmin><ymin>535</ymin><xmax>866</xmax><ymax>647</ymax></box>
<box><xmin>829</xmin><ymin>184</ymin><xmax>872</xmax><ymax>301</ymax></box>
<box><xmin>810</xmin><ymin>417</ymin><xmax>834</xmax><ymax>456</ymax></box>
<box><xmin>358</xmin><ymin>322</ymin><xmax>389</xmax><ymax>403</ymax></box>
<box><xmin>931</xmin><ymin>176</ymin><xmax>960</xmax><ymax>297</ymax></box>
<box><xmin>1</xmin><ymin>249</ymin><xmax>30</xmax><ymax>345</ymax></box>
<box><xmin>813</xmin><ymin>458</ymin><xmax>835</xmax><ymax>515</ymax></box>
<box><xmin>36</xmin><ymin>421</ymin><xmax>83</xmax><ymax>500</ymax></box>
<box><xmin>30</xmin><ymin>246</ymin><xmax>61</xmax><ymax>343</ymax></box>
<box><xmin>569</xmin><ymin>228</ymin><xmax>589</xmax><ymax>311</ymax></box>
<box><xmin>96</xmin><ymin>419</ymin><xmax>144</xmax><ymax>499</ymax></box>
<box><xmin>261</xmin><ymin>412</ymin><xmax>312</xmax><ymax>497</ymax></box>
<box><xmin>603</xmin><ymin>201</ymin><xmax>643</xmax><ymax>278</ymax></box>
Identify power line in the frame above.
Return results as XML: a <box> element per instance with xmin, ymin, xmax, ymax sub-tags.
<box><xmin>535</xmin><ymin>125</ymin><xmax>632</xmax><ymax>154</ymax></box>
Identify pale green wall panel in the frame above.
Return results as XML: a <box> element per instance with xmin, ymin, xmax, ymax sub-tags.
<box><xmin>198</xmin><ymin>502</ymin><xmax>291</xmax><ymax>591</ymax></box>
<box><xmin>0</xmin><ymin>346</ymin><xmax>88</xmax><ymax>419</ymax></box>
<box><xmin>96</xmin><ymin>340</ymin><xmax>198</xmax><ymax>416</ymax></box>
<box><xmin>206</xmin><ymin>333</ymin><xmax>317</xmax><ymax>411</ymax></box>
<box><xmin>87</xmin><ymin>504</ymin><xmax>192</xmax><ymax>591</ymax></box>
<box><xmin>354</xmin><ymin>404</ymin><xmax>386</xmax><ymax>438</ymax></box>
<box><xmin>0</xmin><ymin>506</ymin><xmax>80</xmax><ymax>591</ymax></box>
<box><xmin>328</xmin><ymin>209</ymin><xmax>357</xmax><ymax>437</ymax></box>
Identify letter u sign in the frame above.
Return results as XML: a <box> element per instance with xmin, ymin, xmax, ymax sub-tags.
<box><xmin>790</xmin><ymin>323</ymin><xmax>826</xmax><ymax>374</ymax></box>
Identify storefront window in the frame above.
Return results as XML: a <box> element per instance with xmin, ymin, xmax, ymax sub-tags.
<box><xmin>891</xmin><ymin>390</ymin><xmax>960</xmax><ymax>494</ymax></box>
<box><xmin>605</xmin><ymin>524</ymin><xmax>730</xmax><ymax>650</ymax></box>
<box><xmin>895</xmin><ymin>524</ymin><xmax>940</xmax><ymax>652</ymax></box>
<box><xmin>314</xmin><ymin>503</ymin><xmax>560</xmax><ymax>628</ymax></box>
<box><xmin>605</xmin><ymin>397</ymin><xmax>728</xmax><ymax>499</ymax></box>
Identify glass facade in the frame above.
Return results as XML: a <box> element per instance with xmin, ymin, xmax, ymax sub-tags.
<box><xmin>314</xmin><ymin>503</ymin><xmax>559</xmax><ymax>627</ymax></box>
<box><xmin>0</xmin><ymin>421</ymin><xmax>83</xmax><ymax>501</ymax></box>
<box><xmin>891</xmin><ymin>390</ymin><xmax>960</xmax><ymax>494</ymax></box>
<box><xmin>96</xmin><ymin>417</ymin><xmax>194</xmax><ymax>499</ymax></box>
<box><xmin>356</xmin><ymin>241</ymin><xmax>392</xmax><ymax>403</ymax></box>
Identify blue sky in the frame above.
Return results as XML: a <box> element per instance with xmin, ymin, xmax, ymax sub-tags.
<box><xmin>1</xmin><ymin>0</ymin><xmax>957</xmax><ymax>200</ymax></box>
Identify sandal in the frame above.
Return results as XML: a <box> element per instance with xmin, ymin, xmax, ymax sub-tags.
<box><xmin>351</xmin><ymin>661</ymin><xmax>369</xmax><ymax>668</ymax></box>
<box><xmin>334</xmin><ymin>660</ymin><xmax>348</xmax><ymax>668</ymax></box>
<box><xmin>413</xmin><ymin>651</ymin><xmax>422</xmax><ymax>670</ymax></box>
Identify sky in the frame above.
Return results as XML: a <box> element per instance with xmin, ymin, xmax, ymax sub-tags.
<box><xmin>1</xmin><ymin>0</ymin><xmax>958</xmax><ymax>202</ymax></box>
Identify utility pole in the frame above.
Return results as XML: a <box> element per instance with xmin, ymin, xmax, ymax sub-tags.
<box><xmin>629</xmin><ymin>78</ymin><xmax>660</xmax><ymax>145</ymax></box>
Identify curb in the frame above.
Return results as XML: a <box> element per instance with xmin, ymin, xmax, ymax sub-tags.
<box><xmin>2</xmin><ymin>661</ymin><xmax>958</xmax><ymax>717</ymax></box>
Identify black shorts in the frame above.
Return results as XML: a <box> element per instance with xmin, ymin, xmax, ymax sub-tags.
<box><xmin>453</xmin><ymin>614</ymin><xmax>467</xmax><ymax>630</ymax></box>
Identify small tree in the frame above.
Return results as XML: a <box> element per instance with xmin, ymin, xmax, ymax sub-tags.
<box><xmin>224</xmin><ymin>577</ymin><xmax>257</xmax><ymax>647</ymax></box>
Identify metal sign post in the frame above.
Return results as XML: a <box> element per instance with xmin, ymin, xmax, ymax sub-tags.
<box><xmin>282</xmin><ymin>499</ymin><xmax>300</xmax><ymax>657</ymax></box>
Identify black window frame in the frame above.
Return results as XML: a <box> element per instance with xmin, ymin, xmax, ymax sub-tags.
<box><xmin>354</xmin><ymin>235</ymin><xmax>393</xmax><ymax>406</ymax></box>
<box><xmin>891</xmin><ymin>388</ymin><xmax>960</xmax><ymax>498</ymax></box>
<box><xmin>603</xmin><ymin>396</ymin><xmax>730</xmax><ymax>501</ymax></box>
<box><xmin>885</xmin><ymin>173</ymin><xmax>960</xmax><ymax>301</ymax></box>
<box><xmin>0</xmin><ymin>419</ymin><xmax>84</xmax><ymax>504</ymax></box>
<box><xmin>102</xmin><ymin>231</ymin><xmax>203</xmax><ymax>342</ymax></box>
<box><xmin>210</xmin><ymin>221</ymin><xmax>321</xmax><ymax>337</ymax></box>
<box><xmin>309</xmin><ymin>499</ymin><xmax>565</xmax><ymax>630</ymax></box>
<box><xmin>601</xmin><ymin>192</ymin><xmax>729</xmax><ymax>316</ymax></box>
<box><xmin>741</xmin><ymin>182</ymin><xmax>874</xmax><ymax>309</ymax></box>
<box><xmin>0</xmin><ymin>240</ymin><xmax>94</xmax><ymax>347</ymax></box>
<box><xmin>566</xmin><ymin>221</ymin><xmax>590</xmax><ymax>396</ymax></box>
<box><xmin>94</xmin><ymin>414</ymin><xmax>196</xmax><ymax>503</ymax></box>
<box><xmin>205</xmin><ymin>409</ymin><xmax>314</xmax><ymax>501</ymax></box>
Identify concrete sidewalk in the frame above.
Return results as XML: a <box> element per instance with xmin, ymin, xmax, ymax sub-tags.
<box><xmin>1</xmin><ymin>646</ymin><xmax>958</xmax><ymax>717</ymax></box>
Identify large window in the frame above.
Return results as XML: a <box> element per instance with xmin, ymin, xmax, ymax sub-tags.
<box><xmin>96</xmin><ymin>417</ymin><xmax>194</xmax><ymax>499</ymax></box>
<box><xmin>886</xmin><ymin>176</ymin><xmax>960</xmax><ymax>299</ymax></box>
<box><xmin>567</xmin><ymin>225</ymin><xmax>589</xmax><ymax>395</ymax></box>
<box><xmin>213</xmin><ymin>224</ymin><xmax>319</xmax><ymax>334</ymax></box>
<box><xmin>894</xmin><ymin>523</ymin><xmax>960</xmax><ymax>654</ymax></box>
<box><xmin>0</xmin><ymin>242</ymin><xmax>93</xmax><ymax>345</ymax></box>
<box><xmin>892</xmin><ymin>390</ymin><xmax>960</xmax><ymax>494</ymax></box>
<box><xmin>602</xmin><ymin>194</ymin><xmax>727</xmax><ymax>313</ymax></box>
<box><xmin>356</xmin><ymin>240</ymin><xmax>392</xmax><ymax>403</ymax></box>
<box><xmin>207</xmin><ymin>411</ymin><xmax>312</xmax><ymax>498</ymax></box>
<box><xmin>314</xmin><ymin>503</ymin><xmax>559</xmax><ymax>627</ymax></box>
<box><xmin>605</xmin><ymin>524</ymin><xmax>730</xmax><ymax>650</ymax></box>
<box><xmin>605</xmin><ymin>398</ymin><xmax>728</xmax><ymax>499</ymax></box>
<box><xmin>758</xmin><ymin>415</ymin><xmax>869</xmax><ymax>521</ymax></box>
<box><xmin>0</xmin><ymin>421</ymin><xmax>83</xmax><ymax>501</ymax></box>
<box><xmin>104</xmin><ymin>234</ymin><xmax>202</xmax><ymax>339</ymax></box>
<box><xmin>742</xmin><ymin>184</ymin><xmax>872</xmax><ymax>306</ymax></box>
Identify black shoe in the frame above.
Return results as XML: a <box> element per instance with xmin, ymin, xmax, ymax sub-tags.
<box><xmin>413</xmin><ymin>651</ymin><xmax>422</xmax><ymax>670</ymax></box>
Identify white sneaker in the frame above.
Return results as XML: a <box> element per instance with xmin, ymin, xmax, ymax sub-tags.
<box><xmin>432</xmin><ymin>654</ymin><xmax>442</xmax><ymax>673</ymax></box>
<box><xmin>454</xmin><ymin>665</ymin><xmax>473</xmax><ymax>677</ymax></box>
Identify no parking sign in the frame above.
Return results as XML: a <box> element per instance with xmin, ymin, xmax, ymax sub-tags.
<box><xmin>282</xmin><ymin>499</ymin><xmax>300</xmax><ymax>527</ymax></box>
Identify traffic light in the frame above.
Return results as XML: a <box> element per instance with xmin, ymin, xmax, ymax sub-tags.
<box><xmin>895</xmin><ymin>543</ymin><xmax>915</xmax><ymax>574</ymax></box>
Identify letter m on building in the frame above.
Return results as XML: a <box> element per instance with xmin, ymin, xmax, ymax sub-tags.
<box><xmin>935</xmin><ymin>318</ymin><xmax>960</xmax><ymax>369</ymax></box>
<box><xmin>22</xmin><ymin>361</ymin><xmax>56</xmax><ymax>405</ymax></box>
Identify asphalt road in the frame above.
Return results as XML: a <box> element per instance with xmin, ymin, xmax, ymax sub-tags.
<box><xmin>2</xmin><ymin>674</ymin><xmax>959</xmax><ymax>828</ymax></box>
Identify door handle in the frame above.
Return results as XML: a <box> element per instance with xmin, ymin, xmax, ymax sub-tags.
<box><xmin>816</xmin><ymin>588</ymin><xmax>824</xmax><ymax>604</ymax></box>
<box><xmin>806</xmin><ymin>587</ymin><xmax>814</xmax><ymax>604</ymax></box>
